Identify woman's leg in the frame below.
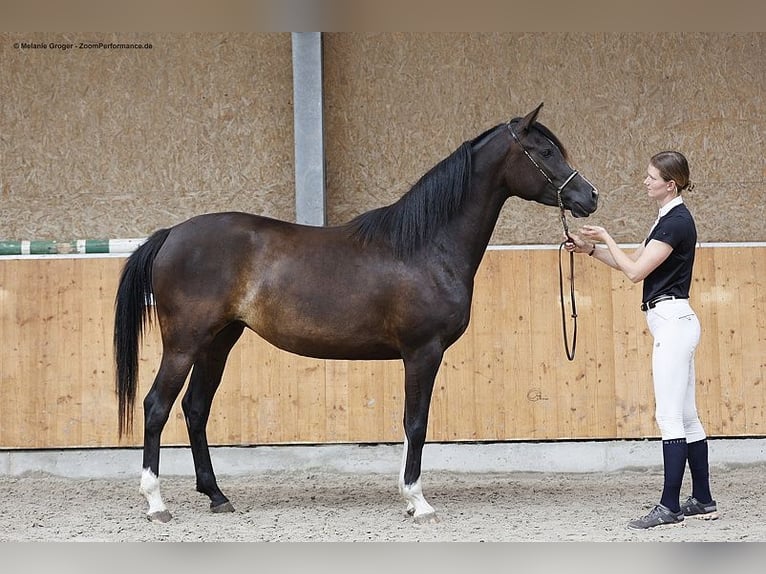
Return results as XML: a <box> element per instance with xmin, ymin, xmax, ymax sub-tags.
<box><xmin>649</xmin><ymin>305</ymin><xmax>700</xmax><ymax>513</ymax></box>
<box><xmin>679</xmin><ymin>315</ymin><xmax>713</xmax><ymax>504</ymax></box>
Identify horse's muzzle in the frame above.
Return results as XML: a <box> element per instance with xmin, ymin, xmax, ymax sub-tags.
<box><xmin>568</xmin><ymin>188</ymin><xmax>599</xmax><ymax>218</ymax></box>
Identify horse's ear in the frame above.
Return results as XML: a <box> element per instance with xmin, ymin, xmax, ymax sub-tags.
<box><xmin>518</xmin><ymin>102</ymin><xmax>544</xmax><ymax>133</ymax></box>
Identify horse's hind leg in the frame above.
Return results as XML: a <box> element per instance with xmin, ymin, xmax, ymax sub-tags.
<box><xmin>399</xmin><ymin>343</ymin><xmax>443</xmax><ymax>524</ymax></box>
<box><xmin>140</xmin><ymin>350</ymin><xmax>195</xmax><ymax>523</ymax></box>
<box><xmin>181</xmin><ymin>322</ymin><xmax>245</xmax><ymax>514</ymax></box>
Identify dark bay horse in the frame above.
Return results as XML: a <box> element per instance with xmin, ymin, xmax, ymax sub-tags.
<box><xmin>114</xmin><ymin>104</ymin><xmax>598</xmax><ymax>523</ymax></box>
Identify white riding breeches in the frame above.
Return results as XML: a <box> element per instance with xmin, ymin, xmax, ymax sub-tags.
<box><xmin>645</xmin><ymin>299</ymin><xmax>706</xmax><ymax>442</ymax></box>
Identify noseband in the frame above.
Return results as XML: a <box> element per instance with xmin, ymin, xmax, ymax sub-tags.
<box><xmin>508</xmin><ymin>123</ymin><xmax>580</xmax><ymax>361</ymax></box>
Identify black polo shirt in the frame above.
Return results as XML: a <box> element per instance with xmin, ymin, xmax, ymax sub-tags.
<box><xmin>642</xmin><ymin>202</ymin><xmax>697</xmax><ymax>304</ymax></box>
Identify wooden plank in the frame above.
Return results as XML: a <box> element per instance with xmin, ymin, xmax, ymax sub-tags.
<box><xmin>441</xmin><ymin>328</ymin><xmax>478</xmax><ymax>441</ymax></box>
<box><xmin>738</xmin><ymin>248</ymin><xmax>765</xmax><ymax>435</ymax></box>
<box><xmin>346</xmin><ymin>360</ymin><xmax>385</xmax><ymax>442</ymax></box>
<box><xmin>324</xmin><ymin>360</ymin><xmax>350</xmax><ymax>442</ymax></box>
<box><xmin>693</xmin><ymin>248</ymin><xmax>723</xmax><ymax>435</ymax></box>
<box><xmin>526</xmin><ymin>250</ymin><xmax>560</xmax><ymax>439</ymax></box>
<box><xmin>0</xmin><ymin>261</ymin><xmax>25</xmax><ymax>447</ymax></box>
<box><xmin>584</xmin><ymin>260</ymin><xmax>618</xmax><ymax>438</ymax></box>
<box><xmin>499</xmin><ymin>250</ymin><xmax>534</xmax><ymax>439</ymax></box>
<box><xmin>381</xmin><ymin>360</ymin><xmax>405</xmax><ymax>441</ymax></box>
<box><xmin>710</xmin><ymin>248</ymin><xmax>745</xmax><ymax>434</ymax></box>
<box><xmin>609</xmin><ymin>265</ymin><xmax>653</xmax><ymax>438</ymax></box>
<box><xmin>468</xmin><ymin>250</ymin><xmax>509</xmax><ymax>440</ymax></box>
<box><xmin>236</xmin><ymin>333</ymin><xmax>261</xmax><ymax>444</ymax></box>
<box><xmin>750</xmin><ymin>248</ymin><xmax>766</xmax><ymax>435</ymax></box>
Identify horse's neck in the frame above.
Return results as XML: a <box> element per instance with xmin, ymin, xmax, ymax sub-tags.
<box><xmin>428</xmin><ymin>130</ymin><xmax>511</xmax><ymax>282</ymax></box>
<box><xmin>435</xmin><ymin>182</ymin><xmax>508</xmax><ymax>282</ymax></box>
<box><xmin>446</xmin><ymin>135</ymin><xmax>513</xmax><ymax>279</ymax></box>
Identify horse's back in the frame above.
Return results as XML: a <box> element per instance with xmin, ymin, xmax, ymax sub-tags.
<box><xmin>148</xmin><ymin>212</ymin><xmax>398</xmax><ymax>357</ymax></box>
<box><xmin>149</xmin><ymin>211</ymin><xmax>473</xmax><ymax>360</ymax></box>
<box><xmin>149</xmin><ymin>212</ymin><xmax>289</xmax><ymax>326</ymax></box>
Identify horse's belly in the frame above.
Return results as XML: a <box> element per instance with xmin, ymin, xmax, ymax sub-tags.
<box><xmin>253</xmin><ymin>327</ymin><xmax>401</xmax><ymax>361</ymax></box>
<box><xmin>241</xmin><ymin>298</ymin><xmax>401</xmax><ymax>360</ymax></box>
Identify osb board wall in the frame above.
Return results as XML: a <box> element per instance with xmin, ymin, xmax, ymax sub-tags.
<box><xmin>1</xmin><ymin>33</ymin><xmax>763</xmax><ymax>245</ymax></box>
<box><xmin>322</xmin><ymin>33</ymin><xmax>765</xmax><ymax>244</ymax></box>
<box><xmin>0</xmin><ymin>32</ymin><xmax>295</xmax><ymax>240</ymax></box>
<box><xmin>0</xmin><ymin>247</ymin><xmax>763</xmax><ymax>449</ymax></box>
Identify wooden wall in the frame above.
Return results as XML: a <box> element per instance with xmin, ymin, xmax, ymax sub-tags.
<box><xmin>1</xmin><ymin>246</ymin><xmax>763</xmax><ymax>449</ymax></box>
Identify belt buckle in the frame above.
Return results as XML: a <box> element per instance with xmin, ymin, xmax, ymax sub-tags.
<box><xmin>641</xmin><ymin>295</ymin><xmax>674</xmax><ymax>312</ymax></box>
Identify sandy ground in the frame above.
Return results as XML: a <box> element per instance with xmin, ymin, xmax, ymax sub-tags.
<box><xmin>1</xmin><ymin>462</ymin><xmax>764</xmax><ymax>542</ymax></box>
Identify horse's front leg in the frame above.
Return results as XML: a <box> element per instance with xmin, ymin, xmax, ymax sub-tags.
<box><xmin>399</xmin><ymin>344</ymin><xmax>443</xmax><ymax>524</ymax></box>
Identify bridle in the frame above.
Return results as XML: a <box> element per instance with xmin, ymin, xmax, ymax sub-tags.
<box><xmin>508</xmin><ymin>122</ymin><xmax>581</xmax><ymax>361</ymax></box>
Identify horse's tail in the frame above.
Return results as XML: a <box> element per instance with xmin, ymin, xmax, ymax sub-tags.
<box><xmin>114</xmin><ymin>227</ymin><xmax>172</xmax><ymax>438</ymax></box>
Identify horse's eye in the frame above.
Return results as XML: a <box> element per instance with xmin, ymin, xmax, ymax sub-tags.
<box><xmin>541</xmin><ymin>149</ymin><xmax>553</xmax><ymax>158</ymax></box>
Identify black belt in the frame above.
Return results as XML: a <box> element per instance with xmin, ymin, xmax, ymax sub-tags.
<box><xmin>640</xmin><ymin>295</ymin><xmax>687</xmax><ymax>312</ymax></box>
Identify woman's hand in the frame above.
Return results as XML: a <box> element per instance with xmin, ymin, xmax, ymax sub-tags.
<box><xmin>563</xmin><ymin>231</ymin><xmax>594</xmax><ymax>255</ymax></box>
<box><xmin>579</xmin><ymin>225</ymin><xmax>611</xmax><ymax>244</ymax></box>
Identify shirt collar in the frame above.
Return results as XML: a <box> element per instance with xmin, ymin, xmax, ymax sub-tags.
<box><xmin>658</xmin><ymin>195</ymin><xmax>684</xmax><ymax>219</ymax></box>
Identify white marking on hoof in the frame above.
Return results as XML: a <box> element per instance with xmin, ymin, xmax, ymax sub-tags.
<box><xmin>140</xmin><ymin>468</ymin><xmax>170</xmax><ymax>521</ymax></box>
<box><xmin>400</xmin><ymin>478</ymin><xmax>436</xmax><ymax>521</ymax></box>
<box><xmin>399</xmin><ymin>437</ymin><xmax>437</xmax><ymax>521</ymax></box>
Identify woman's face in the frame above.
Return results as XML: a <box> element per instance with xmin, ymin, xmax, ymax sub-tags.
<box><xmin>644</xmin><ymin>164</ymin><xmax>675</xmax><ymax>201</ymax></box>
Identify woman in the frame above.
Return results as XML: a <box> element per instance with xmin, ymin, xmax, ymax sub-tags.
<box><xmin>565</xmin><ymin>151</ymin><xmax>718</xmax><ymax>530</ymax></box>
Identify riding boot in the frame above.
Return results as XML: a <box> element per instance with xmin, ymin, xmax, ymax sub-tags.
<box><xmin>687</xmin><ymin>438</ymin><xmax>713</xmax><ymax>504</ymax></box>
<box><xmin>659</xmin><ymin>438</ymin><xmax>688</xmax><ymax>513</ymax></box>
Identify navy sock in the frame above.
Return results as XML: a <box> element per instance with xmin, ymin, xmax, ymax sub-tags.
<box><xmin>659</xmin><ymin>438</ymin><xmax>687</xmax><ymax>513</ymax></box>
<box><xmin>687</xmin><ymin>438</ymin><xmax>713</xmax><ymax>503</ymax></box>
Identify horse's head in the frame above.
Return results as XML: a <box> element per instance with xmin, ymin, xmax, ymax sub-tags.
<box><xmin>503</xmin><ymin>103</ymin><xmax>598</xmax><ymax>218</ymax></box>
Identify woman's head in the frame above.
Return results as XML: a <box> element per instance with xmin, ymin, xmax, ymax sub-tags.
<box><xmin>649</xmin><ymin>151</ymin><xmax>693</xmax><ymax>192</ymax></box>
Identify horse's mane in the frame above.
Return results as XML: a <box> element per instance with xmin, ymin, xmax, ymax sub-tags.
<box><xmin>347</xmin><ymin>124</ymin><xmax>504</xmax><ymax>259</ymax></box>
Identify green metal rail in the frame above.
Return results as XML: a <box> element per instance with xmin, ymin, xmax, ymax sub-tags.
<box><xmin>0</xmin><ymin>238</ymin><xmax>145</xmax><ymax>256</ymax></box>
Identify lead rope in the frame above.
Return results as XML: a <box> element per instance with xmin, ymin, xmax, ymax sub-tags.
<box><xmin>557</xmin><ymin>201</ymin><xmax>578</xmax><ymax>361</ymax></box>
<box><xmin>508</xmin><ymin>122</ymin><xmax>580</xmax><ymax>360</ymax></box>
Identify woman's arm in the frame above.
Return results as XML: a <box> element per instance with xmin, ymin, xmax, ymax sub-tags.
<box><xmin>565</xmin><ymin>231</ymin><xmax>641</xmax><ymax>270</ymax></box>
<box><xmin>579</xmin><ymin>226</ymin><xmax>672</xmax><ymax>283</ymax></box>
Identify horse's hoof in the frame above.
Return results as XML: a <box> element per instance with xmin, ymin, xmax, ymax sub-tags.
<box><xmin>211</xmin><ymin>501</ymin><xmax>235</xmax><ymax>514</ymax></box>
<box><xmin>413</xmin><ymin>512</ymin><xmax>440</xmax><ymax>525</ymax></box>
<box><xmin>147</xmin><ymin>510</ymin><xmax>173</xmax><ymax>523</ymax></box>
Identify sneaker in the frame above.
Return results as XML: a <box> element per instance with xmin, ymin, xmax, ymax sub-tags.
<box><xmin>627</xmin><ymin>504</ymin><xmax>684</xmax><ymax>530</ymax></box>
<box><xmin>680</xmin><ymin>496</ymin><xmax>719</xmax><ymax>520</ymax></box>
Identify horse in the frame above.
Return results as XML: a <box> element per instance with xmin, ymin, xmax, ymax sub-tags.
<box><xmin>114</xmin><ymin>103</ymin><xmax>598</xmax><ymax>524</ymax></box>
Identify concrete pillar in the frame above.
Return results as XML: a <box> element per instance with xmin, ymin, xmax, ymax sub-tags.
<box><xmin>291</xmin><ymin>32</ymin><xmax>326</xmax><ymax>226</ymax></box>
